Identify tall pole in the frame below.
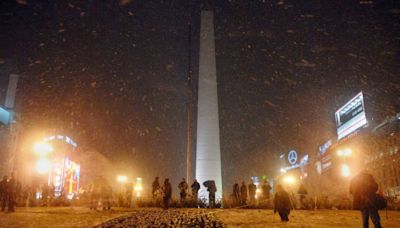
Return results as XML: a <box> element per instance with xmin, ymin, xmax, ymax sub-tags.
<box><xmin>5</xmin><ymin>74</ymin><xmax>19</xmax><ymax>173</ymax></box>
<box><xmin>186</xmin><ymin>13</ymin><xmax>193</xmax><ymax>185</ymax></box>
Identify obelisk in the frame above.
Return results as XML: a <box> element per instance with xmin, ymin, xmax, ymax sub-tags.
<box><xmin>195</xmin><ymin>10</ymin><xmax>223</xmax><ymax>201</ymax></box>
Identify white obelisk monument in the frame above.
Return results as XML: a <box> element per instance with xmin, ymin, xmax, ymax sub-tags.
<box><xmin>195</xmin><ymin>10</ymin><xmax>223</xmax><ymax>201</ymax></box>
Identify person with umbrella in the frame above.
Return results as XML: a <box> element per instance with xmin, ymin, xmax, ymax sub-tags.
<box><xmin>203</xmin><ymin>180</ymin><xmax>217</xmax><ymax>208</ymax></box>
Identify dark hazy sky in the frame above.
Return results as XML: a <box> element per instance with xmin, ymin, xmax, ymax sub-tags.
<box><xmin>0</xmin><ymin>0</ymin><xmax>399</xmax><ymax>192</ymax></box>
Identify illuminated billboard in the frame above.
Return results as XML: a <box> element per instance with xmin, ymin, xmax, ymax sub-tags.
<box><xmin>335</xmin><ymin>92</ymin><xmax>367</xmax><ymax>140</ymax></box>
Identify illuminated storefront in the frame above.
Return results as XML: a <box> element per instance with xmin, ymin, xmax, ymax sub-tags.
<box><xmin>34</xmin><ymin>135</ymin><xmax>80</xmax><ymax>199</ymax></box>
<box><xmin>49</xmin><ymin>157</ymin><xmax>80</xmax><ymax>199</ymax></box>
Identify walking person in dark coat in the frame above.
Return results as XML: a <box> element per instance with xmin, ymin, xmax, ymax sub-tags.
<box><xmin>274</xmin><ymin>184</ymin><xmax>291</xmax><ymax>222</ymax></box>
<box><xmin>240</xmin><ymin>182</ymin><xmax>248</xmax><ymax>205</ymax></box>
<box><xmin>0</xmin><ymin>176</ymin><xmax>8</xmax><ymax>211</ymax></box>
<box><xmin>191</xmin><ymin>179</ymin><xmax>200</xmax><ymax>200</ymax></box>
<box><xmin>162</xmin><ymin>178</ymin><xmax>172</xmax><ymax>210</ymax></box>
<box><xmin>350</xmin><ymin>170</ymin><xmax>382</xmax><ymax>228</ymax></box>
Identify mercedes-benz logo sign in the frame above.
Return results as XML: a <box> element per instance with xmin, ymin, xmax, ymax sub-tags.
<box><xmin>288</xmin><ymin>150</ymin><xmax>298</xmax><ymax>165</ymax></box>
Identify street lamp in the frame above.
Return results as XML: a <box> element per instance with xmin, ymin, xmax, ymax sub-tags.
<box><xmin>117</xmin><ymin>175</ymin><xmax>128</xmax><ymax>183</ymax></box>
<box><xmin>33</xmin><ymin>142</ymin><xmax>53</xmax><ymax>157</ymax></box>
<box><xmin>337</xmin><ymin>148</ymin><xmax>352</xmax><ymax>157</ymax></box>
<box><xmin>283</xmin><ymin>176</ymin><xmax>295</xmax><ymax>184</ymax></box>
<box><xmin>134</xmin><ymin>177</ymin><xmax>143</xmax><ymax>197</ymax></box>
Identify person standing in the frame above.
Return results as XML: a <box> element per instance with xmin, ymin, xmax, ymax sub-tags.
<box><xmin>248</xmin><ymin>180</ymin><xmax>256</xmax><ymax>203</ymax></box>
<box><xmin>207</xmin><ymin>181</ymin><xmax>217</xmax><ymax>208</ymax></box>
<box><xmin>191</xmin><ymin>179</ymin><xmax>200</xmax><ymax>200</ymax></box>
<box><xmin>89</xmin><ymin>176</ymin><xmax>101</xmax><ymax>210</ymax></box>
<box><xmin>261</xmin><ymin>180</ymin><xmax>272</xmax><ymax>200</ymax></box>
<box><xmin>125</xmin><ymin>182</ymin><xmax>133</xmax><ymax>208</ymax></box>
<box><xmin>178</xmin><ymin>178</ymin><xmax>188</xmax><ymax>202</ymax></box>
<box><xmin>152</xmin><ymin>177</ymin><xmax>160</xmax><ymax>198</ymax></box>
<box><xmin>162</xmin><ymin>178</ymin><xmax>172</xmax><ymax>210</ymax></box>
<box><xmin>101</xmin><ymin>177</ymin><xmax>112</xmax><ymax>210</ymax></box>
<box><xmin>297</xmin><ymin>183</ymin><xmax>308</xmax><ymax>209</ymax></box>
<box><xmin>233</xmin><ymin>182</ymin><xmax>240</xmax><ymax>204</ymax></box>
<box><xmin>274</xmin><ymin>184</ymin><xmax>291</xmax><ymax>222</ymax></box>
<box><xmin>0</xmin><ymin>176</ymin><xmax>8</xmax><ymax>211</ymax></box>
<box><xmin>350</xmin><ymin>170</ymin><xmax>382</xmax><ymax>228</ymax></box>
<box><xmin>6</xmin><ymin>173</ymin><xmax>16</xmax><ymax>212</ymax></box>
<box><xmin>240</xmin><ymin>181</ymin><xmax>248</xmax><ymax>205</ymax></box>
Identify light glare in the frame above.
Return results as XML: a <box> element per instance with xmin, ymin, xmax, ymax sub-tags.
<box><xmin>36</xmin><ymin>158</ymin><xmax>51</xmax><ymax>174</ymax></box>
<box><xmin>117</xmin><ymin>175</ymin><xmax>128</xmax><ymax>183</ymax></box>
<box><xmin>283</xmin><ymin>176</ymin><xmax>295</xmax><ymax>184</ymax></box>
<box><xmin>34</xmin><ymin>142</ymin><xmax>53</xmax><ymax>156</ymax></box>
<box><xmin>341</xmin><ymin>164</ymin><xmax>351</xmax><ymax>177</ymax></box>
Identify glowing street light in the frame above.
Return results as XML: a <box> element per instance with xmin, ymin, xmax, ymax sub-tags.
<box><xmin>341</xmin><ymin>164</ymin><xmax>351</xmax><ymax>177</ymax></box>
<box><xmin>283</xmin><ymin>176</ymin><xmax>295</xmax><ymax>184</ymax></box>
<box><xmin>33</xmin><ymin>142</ymin><xmax>53</xmax><ymax>157</ymax></box>
<box><xmin>337</xmin><ymin>148</ymin><xmax>352</xmax><ymax>157</ymax></box>
<box><xmin>344</xmin><ymin>148</ymin><xmax>352</xmax><ymax>156</ymax></box>
<box><xmin>117</xmin><ymin>175</ymin><xmax>128</xmax><ymax>183</ymax></box>
<box><xmin>36</xmin><ymin>158</ymin><xmax>51</xmax><ymax>174</ymax></box>
<box><xmin>134</xmin><ymin>177</ymin><xmax>143</xmax><ymax>197</ymax></box>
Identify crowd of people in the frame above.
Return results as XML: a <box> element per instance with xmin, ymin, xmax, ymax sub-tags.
<box><xmin>0</xmin><ymin>170</ymin><xmax>387</xmax><ymax>227</ymax></box>
<box><xmin>231</xmin><ymin>180</ymin><xmax>272</xmax><ymax>206</ymax></box>
<box><xmin>0</xmin><ymin>173</ymin><xmax>18</xmax><ymax>212</ymax></box>
<box><xmin>151</xmin><ymin>177</ymin><xmax>205</xmax><ymax>209</ymax></box>
<box><xmin>149</xmin><ymin>171</ymin><xmax>385</xmax><ymax>227</ymax></box>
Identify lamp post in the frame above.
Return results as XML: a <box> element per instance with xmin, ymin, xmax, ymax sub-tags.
<box><xmin>337</xmin><ymin>148</ymin><xmax>352</xmax><ymax>177</ymax></box>
<box><xmin>33</xmin><ymin>141</ymin><xmax>53</xmax><ymax>174</ymax></box>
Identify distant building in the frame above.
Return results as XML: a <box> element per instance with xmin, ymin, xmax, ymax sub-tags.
<box><xmin>367</xmin><ymin>114</ymin><xmax>400</xmax><ymax>197</ymax></box>
<box><xmin>314</xmin><ymin>113</ymin><xmax>400</xmax><ymax>204</ymax></box>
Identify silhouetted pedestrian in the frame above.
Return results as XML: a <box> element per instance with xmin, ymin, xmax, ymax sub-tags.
<box><xmin>233</xmin><ymin>183</ymin><xmax>240</xmax><ymax>204</ymax></box>
<box><xmin>274</xmin><ymin>184</ymin><xmax>291</xmax><ymax>222</ymax></box>
<box><xmin>89</xmin><ymin>176</ymin><xmax>102</xmax><ymax>210</ymax></box>
<box><xmin>100</xmin><ymin>177</ymin><xmax>112</xmax><ymax>210</ymax></box>
<box><xmin>178</xmin><ymin>178</ymin><xmax>188</xmax><ymax>202</ymax></box>
<box><xmin>0</xmin><ymin>176</ymin><xmax>8</xmax><ymax>211</ymax></box>
<box><xmin>261</xmin><ymin>180</ymin><xmax>272</xmax><ymax>200</ymax></box>
<box><xmin>5</xmin><ymin>173</ymin><xmax>16</xmax><ymax>212</ymax></box>
<box><xmin>152</xmin><ymin>177</ymin><xmax>160</xmax><ymax>198</ymax></box>
<box><xmin>162</xmin><ymin>178</ymin><xmax>172</xmax><ymax>210</ymax></box>
<box><xmin>298</xmin><ymin>184</ymin><xmax>308</xmax><ymax>209</ymax></box>
<box><xmin>350</xmin><ymin>170</ymin><xmax>382</xmax><ymax>228</ymax></box>
<box><xmin>191</xmin><ymin>179</ymin><xmax>200</xmax><ymax>200</ymax></box>
<box><xmin>240</xmin><ymin>182</ymin><xmax>247</xmax><ymax>205</ymax></box>
<box><xmin>248</xmin><ymin>181</ymin><xmax>256</xmax><ymax>203</ymax></box>
<box><xmin>203</xmin><ymin>180</ymin><xmax>217</xmax><ymax>208</ymax></box>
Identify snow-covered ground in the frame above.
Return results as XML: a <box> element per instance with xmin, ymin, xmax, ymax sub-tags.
<box><xmin>215</xmin><ymin>209</ymin><xmax>400</xmax><ymax>227</ymax></box>
<box><xmin>0</xmin><ymin>207</ymin><xmax>399</xmax><ymax>227</ymax></box>
<box><xmin>0</xmin><ymin>207</ymin><xmax>135</xmax><ymax>228</ymax></box>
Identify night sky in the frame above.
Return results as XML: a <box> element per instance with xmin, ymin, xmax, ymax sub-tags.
<box><xmin>1</xmin><ymin>0</ymin><xmax>399</xmax><ymax>193</ymax></box>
